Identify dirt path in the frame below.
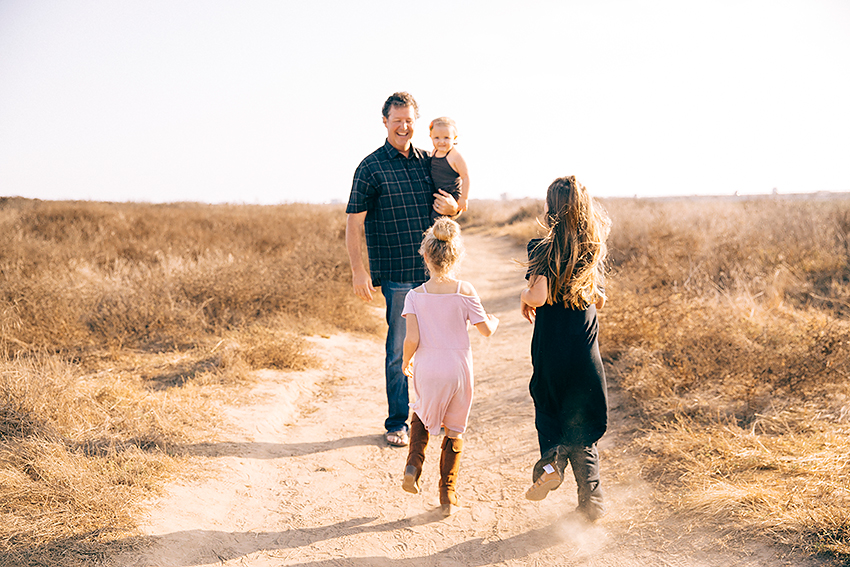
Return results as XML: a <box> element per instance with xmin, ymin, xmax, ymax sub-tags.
<box><xmin>109</xmin><ymin>234</ymin><xmax>820</xmax><ymax>567</ymax></box>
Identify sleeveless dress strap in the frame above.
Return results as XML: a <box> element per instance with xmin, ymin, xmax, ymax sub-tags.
<box><xmin>455</xmin><ymin>281</ymin><xmax>462</xmax><ymax>294</ymax></box>
<box><xmin>422</xmin><ymin>283</ymin><xmax>428</xmax><ymax>294</ymax></box>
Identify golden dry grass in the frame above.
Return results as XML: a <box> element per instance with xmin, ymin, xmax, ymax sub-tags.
<box><xmin>0</xmin><ymin>354</ymin><xmax>181</xmax><ymax>565</ymax></box>
<box><xmin>0</xmin><ymin>198</ymin><xmax>378</xmax><ymax>566</ymax></box>
<box><xmin>486</xmin><ymin>193</ymin><xmax>850</xmax><ymax>560</ymax></box>
<box><xmin>0</xmin><ymin>198</ymin><xmax>377</xmax><ymax>357</ymax></box>
<box><xmin>2</xmin><ymin>194</ymin><xmax>849</xmax><ymax>564</ymax></box>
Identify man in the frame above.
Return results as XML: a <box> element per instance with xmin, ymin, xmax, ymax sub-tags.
<box><xmin>345</xmin><ymin>92</ymin><xmax>459</xmax><ymax>447</ymax></box>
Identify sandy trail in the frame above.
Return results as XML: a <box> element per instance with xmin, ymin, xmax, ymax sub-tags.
<box><xmin>109</xmin><ymin>234</ymin><xmax>819</xmax><ymax>567</ymax></box>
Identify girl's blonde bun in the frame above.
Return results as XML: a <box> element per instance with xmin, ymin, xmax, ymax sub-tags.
<box><xmin>420</xmin><ymin>217</ymin><xmax>464</xmax><ymax>276</ymax></box>
<box><xmin>432</xmin><ymin>217</ymin><xmax>459</xmax><ymax>242</ymax></box>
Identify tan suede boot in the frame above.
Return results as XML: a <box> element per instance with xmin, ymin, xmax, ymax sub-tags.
<box><xmin>526</xmin><ymin>445</ymin><xmax>566</xmax><ymax>501</ymax></box>
<box><xmin>439</xmin><ymin>436</ymin><xmax>463</xmax><ymax>516</ymax></box>
<box><xmin>402</xmin><ymin>413</ymin><xmax>429</xmax><ymax>494</ymax></box>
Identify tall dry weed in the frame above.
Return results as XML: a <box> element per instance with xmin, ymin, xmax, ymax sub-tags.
<box><xmin>606</xmin><ymin>197</ymin><xmax>850</xmax><ymax>307</ymax></box>
<box><xmin>458</xmin><ymin>198</ymin><xmax>542</xmax><ymax>232</ymax></box>
<box><xmin>606</xmin><ymin>196</ymin><xmax>850</xmax><ymax>560</ymax></box>
<box><xmin>0</xmin><ymin>200</ymin><xmax>377</xmax><ymax>358</ymax></box>
<box><xmin>0</xmin><ymin>198</ymin><xmax>375</xmax><ymax>565</ymax></box>
<box><xmin>0</xmin><ymin>353</ymin><xmax>203</xmax><ymax>566</ymax></box>
<box><xmin>636</xmin><ymin>411</ymin><xmax>850</xmax><ymax>557</ymax></box>
<box><xmin>485</xmin><ymin>193</ymin><xmax>850</xmax><ymax>561</ymax></box>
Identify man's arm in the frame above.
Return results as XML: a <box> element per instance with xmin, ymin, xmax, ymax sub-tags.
<box><xmin>345</xmin><ymin>211</ymin><xmax>375</xmax><ymax>302</ymax></box>
<box><xmin>433</xmin><ymin>188</ymin><xmax>461</xmax><ymax>217</ymax></box>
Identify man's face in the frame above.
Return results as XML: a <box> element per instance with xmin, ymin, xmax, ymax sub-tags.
<box><xmin>383</xmin><ymin>104</ymin><xmax>416</xmax><ymax>153</ymax></box>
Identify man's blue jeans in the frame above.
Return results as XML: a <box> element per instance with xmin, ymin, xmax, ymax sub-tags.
<box><xmin>381</xmin><ymin>280</ymin><xmax>419</xmax><ymax>433</ymax></box>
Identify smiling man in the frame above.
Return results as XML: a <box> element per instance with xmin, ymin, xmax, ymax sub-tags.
<box><xmin>346</xmin><ymin>92</ymin><xmax>459</xmax><ymax>447</ymax></box>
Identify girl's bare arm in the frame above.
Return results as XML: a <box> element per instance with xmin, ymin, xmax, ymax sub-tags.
<box><xmin>474</xmin><ymin>314</ymin><xmax>499</xmax><ymax>337</ymax></box>
<box><xmin>402</xmin><ymin>314</ymin><xmax>420</xmax><ymax>376</ymax></box>
<box><xmin>522</xmin><ymin>275</ymin><xmax>548</xmax><ymax>307</ymax></box>
<box><xmin>447</xmin><ymin>149</ymin><xmax>470</xmax><ymax>211</ymax></box>
<box><xmin>520</xmin><ymin>275</ymin><xmax>548</xmax><ymax>323</ymax></box>
<box><xmin>459</xmin><ymin>281</ymin><xmax>498</xmax><ymax>336</ymax></box>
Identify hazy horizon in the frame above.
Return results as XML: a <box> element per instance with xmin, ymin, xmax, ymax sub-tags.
<box><xmin>2</xmin><ymin>1</ymin><xmax>848</xmax><ymax>205</ymax></box>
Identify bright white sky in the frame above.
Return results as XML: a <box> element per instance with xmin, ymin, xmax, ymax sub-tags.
<box><xmin>1</xmin><ymin>1</ymin><xmax>849</xmax><ymax>204</ymax></box>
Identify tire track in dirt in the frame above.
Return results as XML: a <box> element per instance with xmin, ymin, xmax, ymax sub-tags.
<box><xmin>109</xmin><ymin>233</ymin><xmax>822</xmax><ymax>567</ymax></box>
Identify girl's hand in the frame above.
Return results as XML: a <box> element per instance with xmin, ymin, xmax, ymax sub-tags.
<box><xmin>521</xmin><ymin>301</ymin><xmax>536</xmax><ymax>324</ymax></box>
<box><xmin>403</xmin><ymin>359</ymin><xmax>414</xmax><ymax>378</ymax></box>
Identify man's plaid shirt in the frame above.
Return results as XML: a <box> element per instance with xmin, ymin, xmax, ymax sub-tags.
<box><xmin>346</xmin><ymin>140</ymin><xmax>434</xmax><ymax>286</ymax></box>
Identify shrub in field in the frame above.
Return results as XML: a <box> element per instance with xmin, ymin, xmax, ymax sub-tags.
<box><xmin>635</xmin><ymin>410</ymin><xmax>850</xmax><ymax>557</ymax></box>
<box><xmin>458</xmin><ymin>198</ymin><xmax>541</xmax><ymax>231</ymax></box>
<box><xmin>605</xmin><ymin>197</ymin><xmax>850</xmax><ymax>308</ymax></box>
<box><xmin>0</xmin><ymin>198</ymin><xmax>375</xmax><ymax>565</ymax></box>
<box><xmin>600</xmin><ymin>196</ymin><xmax>850</xmax><ymax>560</ymax></box>
<box><xmin>0</xmin><ymin>200</ymin><xmax>377</xmax><ymax>357</ymax></box>
<box><xmin>490</xmin><ymin>193</ymin><xmax>850</xmax><ymax>560</ymax></box>
<box><xmin>2</xmin><ymin>195</ymin><xmax>848</xmax><ymax>563</ymax></box>
<box><xmin>604</xmin><ymin>290</ymin><xmax>850</xmax><ymax>417</ymax></box>
<box><xmin>0</xmin><ymin>355</ymin><xmax>190</xmax><ymax>566</ymax></box>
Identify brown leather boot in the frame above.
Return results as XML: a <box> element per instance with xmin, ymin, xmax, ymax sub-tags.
<box><xmin>402</xmin><ymin>413</ymin><xmax>429</xmax><ymax>494</ymax></box>
<box><xmin>439</xmin><ymin>435</ymin><xmax>463</xmax><ymax>516</ymax></box>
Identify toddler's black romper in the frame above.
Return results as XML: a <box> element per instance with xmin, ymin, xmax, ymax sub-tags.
<box><xmin>429</xmin><ymin>148</ymin><xmax>462</xmax><ymax>221</ymax></box>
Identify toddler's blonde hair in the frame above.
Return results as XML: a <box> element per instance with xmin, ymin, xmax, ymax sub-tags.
<box><xmin>429</xmin><ymin>116</ymin><xmax>457</xmax><ymax>133</ymax></box>
<box><xmin>420</xmin><ymin>217</ymin><xmax>464</xmax><ymax>277</ymax></box>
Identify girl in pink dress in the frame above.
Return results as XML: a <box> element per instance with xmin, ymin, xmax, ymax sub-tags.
<box><xmin>401</xmin><ymin>217</ymin><xmax>499</xmax><ymax>516</ymax></box>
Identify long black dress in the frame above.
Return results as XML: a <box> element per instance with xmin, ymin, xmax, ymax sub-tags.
<box><xmin>526</xmin><ymin>239</ymin><xmax>608</xmax><ymax>454</ymax></box>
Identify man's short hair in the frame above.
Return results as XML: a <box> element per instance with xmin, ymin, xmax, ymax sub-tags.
<box><xmin>382</xmin><ymin>92</ymin><xmax>419</xmax><ymax>119</ymax></box>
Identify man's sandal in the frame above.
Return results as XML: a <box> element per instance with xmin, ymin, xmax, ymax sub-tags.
<box><xmin>385</xmin><ymin>429</ymin><xmax>409</xmax><ymax>447</ymax></box>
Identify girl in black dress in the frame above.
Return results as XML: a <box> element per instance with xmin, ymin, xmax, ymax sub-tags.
<box><xmin>520</xmin><ymin>176</ymin><xmax>611</xmax><ymax>522</ymax></box>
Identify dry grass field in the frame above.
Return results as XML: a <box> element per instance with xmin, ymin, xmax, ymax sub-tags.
<box><xmin>464</xmin><ymin>194</ymin><xmax>850</xmax><ymax>560</ymax></box>
<box><xmin>1</xmin><ymin>194</ymin><xmax>848</xmax><ymax>565</ymax></box>
<box><xmin>0</xmin><ymin>198</ymin><xmax>378</xmax><ymax>566</ymax></box>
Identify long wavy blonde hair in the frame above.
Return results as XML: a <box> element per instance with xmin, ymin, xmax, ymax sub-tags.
<box><xmin>527</xmin><ymin>176</ymin><xmax>611</xmax><ymax>309</ymax></box>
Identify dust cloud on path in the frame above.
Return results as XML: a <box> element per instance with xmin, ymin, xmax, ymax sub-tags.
<box><xmin>109</xmin><ymin>234</ymin><xmax>821</xmax><ymax>567</ymax></box>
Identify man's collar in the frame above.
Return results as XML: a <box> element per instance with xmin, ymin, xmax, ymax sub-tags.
<box><xmin>383</xmin><ymin>139</ymin><xmax>425</xmax><ymax>160</ymax></box>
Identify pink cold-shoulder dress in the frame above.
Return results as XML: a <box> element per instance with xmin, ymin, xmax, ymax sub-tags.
<box><xmin>401</xmin><ymin>282</ymin><xmax>488</xmax><ymax>435</ymax></box>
